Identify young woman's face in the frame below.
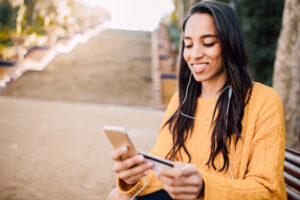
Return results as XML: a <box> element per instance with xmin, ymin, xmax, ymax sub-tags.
<box><xmin>183</xmin><ymin>13</ymin><xmax>225</xmax><ymax>84</ymax></box>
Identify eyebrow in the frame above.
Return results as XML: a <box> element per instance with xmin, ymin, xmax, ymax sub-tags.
<box><xmin>184</xmin><ymin>34</ymin><xmax>217</xmax><ymax>40</ymax></box>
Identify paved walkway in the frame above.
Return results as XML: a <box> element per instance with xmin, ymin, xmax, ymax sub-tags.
<box><xmin>0</xmin><ymin>96</ymin><xmax>163</xmax><ymax>199</ymax></box>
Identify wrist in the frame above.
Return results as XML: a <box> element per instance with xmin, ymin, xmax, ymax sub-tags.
<box><xmin>118</xmin><ymin>177</ymin><xmax>137</xmax><ymax>191</ymax></box>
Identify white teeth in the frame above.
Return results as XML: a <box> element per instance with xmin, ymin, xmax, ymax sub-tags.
<box><xmin>193</xmin><ymin>64</ymin><xmax>206</xmax><ymax>69</ymax></box>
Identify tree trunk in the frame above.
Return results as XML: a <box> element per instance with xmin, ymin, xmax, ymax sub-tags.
<box><xmin>175</xmin><ymin>0</ymin><xmax>185</xmax><ymax>28</ymax></box>
<box><xmin>188</xmin><ymin>0</ymin><xmax>197</xmax><ymax>9</ymax></box>
<box><xmin>273</xmin><ymin>0</ymin><xmax>300</xmax><ymax>149</ymax></box>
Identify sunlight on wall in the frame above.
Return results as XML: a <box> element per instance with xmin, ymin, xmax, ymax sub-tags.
<box><xmin>75</xmin><ymin>0</ymin><xmax>174</xmax><ymax>31</ymax></box>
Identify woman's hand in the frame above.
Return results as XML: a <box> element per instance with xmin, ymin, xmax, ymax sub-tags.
<box><xmin>111</xmin><ymin>146</ymin><xmax>154</xmax><ymax>185</ymax></box>
<box><xmin>157</xmin><ymin>162</ymin><xmax>204</xmax><ymax>199</ymax></box>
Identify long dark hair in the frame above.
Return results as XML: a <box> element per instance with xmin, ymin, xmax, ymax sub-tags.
<box><xmin>164</xmin><ymin>1</ymin><xmax>253</xmax><ymax>172</ymax></box>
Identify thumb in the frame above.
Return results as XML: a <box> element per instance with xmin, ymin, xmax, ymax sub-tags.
<box><xmin>180</xmin><ymin>164</ymin><xmax>199</xmax><ymax>177</ymax></box>
<box><xmin>173</xmin><ymin>162</ymin><xmax>185</xmax><ymax>168</ymax></box>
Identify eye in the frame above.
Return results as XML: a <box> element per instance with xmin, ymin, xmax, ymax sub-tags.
<box><xmin>184</xmin><ymin>44</ymin><xmax>193</xmax><ymax>49</ymax></box>
<box><xmin>203</xmin><ymin>42</ymin><xmax>216</xmax><ymax>47</ymax></box>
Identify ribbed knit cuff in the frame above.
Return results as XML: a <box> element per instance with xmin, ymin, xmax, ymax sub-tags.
<box><xmin>117</xmin><ymin>177</ymin><xmax>145</xmax><ymax>196</ymax></box>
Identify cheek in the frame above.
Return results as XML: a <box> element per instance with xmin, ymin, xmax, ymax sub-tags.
<box><xmin>183</xmin><ymin>49</ymin><xmax>190</xmax><ymax>62</ymax></box>
<box><xmin>208</xmin><ymin>48</ymin><xmax>222</xmax><ymax>66</ymax></box>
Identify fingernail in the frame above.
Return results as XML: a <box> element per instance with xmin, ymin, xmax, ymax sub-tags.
<box><xmin>147</xmin><ymin>162</ymin><xmax>154</xmax><ymax>167</ymax></box>
<box><xmin>144</xmin><ymin>170</ymin><xmax>149</xmax><ymax>175</ymax></box>
<box><xmin>138</xmin><ymin>155</ymin><xmax>144</xmax><ymax>161</ymax></box>
<box><xmin>157</xmin><ymin>169</ymin><xmax>161</xmax><ymax>176</ymax></box>
<box><xmin>121</xmin><ymin>146</ymin><xmax>127</xmax><ymax>152</ymax></box>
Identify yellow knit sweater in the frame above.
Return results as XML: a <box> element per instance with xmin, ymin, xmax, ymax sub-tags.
<box><xmin>118</xmin><ymin>82</ymin><xmax>287</xmax><ymax>199</ymax></box>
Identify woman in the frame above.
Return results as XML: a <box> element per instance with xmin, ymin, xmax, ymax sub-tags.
<box><xmin>108</xmin><ymin>1</ymin><xmax>287</xmax><ymax>199</ymax></box>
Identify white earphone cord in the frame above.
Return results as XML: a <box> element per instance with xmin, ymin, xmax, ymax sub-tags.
<box><xmin>181</xmin><ymin>73</ymin><xmax>234</xmax><ymax>180</ymax></box>
<box><xmin>130</xmin><ymin>177</ymin><xmax>147</xmax><ymax>200</ymax></box>
<box><xmin>181</xmin><ymin>73</ymin><xmax>232</xmax><ymax>120</ymax></box>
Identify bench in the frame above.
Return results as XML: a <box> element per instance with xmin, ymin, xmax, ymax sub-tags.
<box><xmin>284</xmin><ymin>147</ymin><xmax>300</xmax><ymax>200</ymax></box>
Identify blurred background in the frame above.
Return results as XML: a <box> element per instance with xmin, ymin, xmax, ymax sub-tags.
<box><xmin>0</xmin><ymin>0</ymin><xmax>299</xmax><ymax>199</ymax></box>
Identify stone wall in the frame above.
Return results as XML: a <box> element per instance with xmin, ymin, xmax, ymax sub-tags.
<box><xmin>151</xmin><ymin>23</ymin><xmax>178</xmax><ymax>109</ymax></box>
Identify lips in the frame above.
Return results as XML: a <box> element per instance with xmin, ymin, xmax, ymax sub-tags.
<box><xmin>192</xmin><ymin>63</ymin><xmax>207</xmax><ymax>73</ymax></box>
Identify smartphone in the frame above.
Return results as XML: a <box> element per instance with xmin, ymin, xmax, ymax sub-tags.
<box><xmin>103</xmin><ymin>126</ymin><xmax>138</xmax><ymax>160</ymax></box>
<box><xmin>103</xmin><ymin>126</ymin><xmax>174</xmax><ymax>172</ymax></box>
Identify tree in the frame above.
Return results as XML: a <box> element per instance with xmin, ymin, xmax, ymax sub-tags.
<box><xmin>0</xmin><ymin>0</ymin><xmax>15</xmax><ymax>52</ymax></box>
<box><xmin>273</xmin><ymin>0</ymin><xmax>300</xmax><ymax>149</ymax></box>
<box><xmin>236</xmin><ymin>0</ymin><xmax>284</xmax><ymax>86</ymax></box>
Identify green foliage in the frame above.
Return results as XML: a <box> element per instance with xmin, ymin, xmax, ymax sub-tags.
<box><xmin>0</xmin><ymin>0</ymin><xmax>18</xmax><ymax>30</ymax></box>
<box><xmin>0</xmin><ymin>1</ymin><xmax>14</xmax><ymax>47</ymax></box>
<box><xmin>21</xmin><ymin>0</ymin><xmax>45</xmax><ymax>35</ymax></box>
<box><xmin>0</xmin><ymin>28</ymin><xmax>13</xmax><ymax>46</ymax></box>
<box><xmin>218</xmin><ymin>0</ymin><xmax>230</xmax><ymax>3</ymax></box>
<box><xmin>167</xmin><ymin>21</ymin><xmax>181</xmax><ymax>50</ymax></box>
<box><xmin>23</xmin><ymin>0</ymin><xmax>36</xmax><ymax>25</ymax></box>
<box><xmin>0</xmin><ymin>0</ymin><xmax>12</xmax><ymax>28</ymax></box>
<box><xmin>23</xmin><ymin>15</ymin><xmax>45</xmax><ymax>35</ymax></box>
<box><xmin>10</xmin><ymin>6</ymin><xmax>18</xmax><ymax>30</ymax></box>
<box><xmin>183</xmin><ymin>0</ymin><xmax>189</xmax><ymax>13</ymax></box>
<box><xmin>236</xmin><ymin>0</ymin><xmax>284</xmax><ymax>86</ymax></box>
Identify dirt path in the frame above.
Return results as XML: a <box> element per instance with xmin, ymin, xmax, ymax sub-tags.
<box><xmin>0</xmin><ymin>96</ymin><xmax>163</xmax><ymax>200</ymax></box>
<box><xmin>0</xmin><ymin>29</ymin><xmax>163</xmax><ymax>200</ymax></box>
<box><xmin>0</xmin><ymin>29</ymin><xmax>153</xmax><ymax>107</ymax></box>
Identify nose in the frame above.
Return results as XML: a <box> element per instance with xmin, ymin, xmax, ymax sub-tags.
<box><xmin>190</xmin><ymin>45</ymin><xmax>204</xmax><ymax>59</ymax></box>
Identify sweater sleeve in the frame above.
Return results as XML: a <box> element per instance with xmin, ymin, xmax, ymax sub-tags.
<box><xmin>117</xmin><ymin>92</ymin><xmax>179</xmax><ymax>196</ymax></box>
<box><xmin>200</xmin><ymin>88</ymin><xmax>287</xmax><ymax>200</ymax></box>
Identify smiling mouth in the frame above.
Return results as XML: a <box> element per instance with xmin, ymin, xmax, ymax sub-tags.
<box><xmin>192</xmin><ymin>63</ymin><xmax>207</xmax><ymax>72</ymax></box>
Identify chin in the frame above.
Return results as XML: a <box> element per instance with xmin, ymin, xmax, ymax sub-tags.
<box><xmin>192</xmin><ymin>70</ymin><xmax>226</xmax><ymax>84</ymax></box>
<box><xmin>192</xmin><ymin>74</ymin><xmax>208</xmax><ymax>83</ymax></box>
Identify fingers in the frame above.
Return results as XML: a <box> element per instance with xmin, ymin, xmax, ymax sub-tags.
<box><xmin>111</xmin><ymin>146</ymin><xmax>128</xmax><ymax>161</ymax></box>
<box><xmin>158</xmin><ymin>166</ymin><xmax>184</xmax><ymax>179</ymax></box>
<box><xmin>157</xmin><ymin>163</ymin><xmax>204</xmax><ymax>199</ymax></box>
<box><xmin>158</xmin><ymin>170</ymin><xmax>201</xmax><ymax>187</ymax></box>
<box><xmin>119</xmin><ymin>161</ymin><xmax>154</xmax><ymax>183</ymax></box>
<box><xmin>162</xmin><ymin>184</ymin><xmax>200</xmax><ymax>200</ymax></box>
<box><xmin>158</xmin><ymin>173</ymin><xmax>180</xmax><ymax>187</ymax></box>
<box><xmin>180</xmin><ymin>164</ymin><xmax>199</xmax><ymax>177</ymax></box>
<box><xmin>160</xmin><ymin>176</ymin><xmax>202</xmax><ymax>200</ymax></box>
<box><xmin>111</xmin><ymin>147</ymin><xmax>154</xmax><ymax>185</ymax></box>
<box><xmin>173</xmin><ymin>162</ymin><xmax>185</xmax><ymax>168</ymax></box>
<box><xmin>181</xmin><ymin>173</ymin><xmax>202</xmax><ymax>186</ymax></box>
<box><xmin>159</xmin><ymin>163</ymin><xmax>198</xmax><ymax>180</ymax></box>
<box><xmin>113</xmin><ymin>154</ymin><xmax>144</xmax><ymax>173</ymax></box>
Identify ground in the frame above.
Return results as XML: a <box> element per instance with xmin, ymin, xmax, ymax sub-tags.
<box><xmin>0</xmin><ymin>29</ymin><xmax>163</xmax><ymax>200</ymax></box>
